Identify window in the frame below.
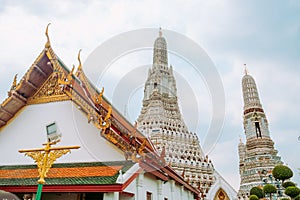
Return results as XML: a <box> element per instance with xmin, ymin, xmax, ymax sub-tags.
<box><xmin>254</xmin><ymin>121</ymin><xmax>262</xmax><ymax>138</ymax></box>
<box><xmin>146</xmin><ymin>192</ymin><xmax>152</xmax><ymax>200</ymax></box>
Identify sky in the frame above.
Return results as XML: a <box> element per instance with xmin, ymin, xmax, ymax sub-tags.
<box><xmin>0</xmin><ymin>0</ymin><xmax>299</xmax><ymax>191</ymax></box>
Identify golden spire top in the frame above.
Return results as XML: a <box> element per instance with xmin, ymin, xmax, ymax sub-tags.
<box><xmin>45</xmin><ymin>23</ymin><xmax>51</xmax><ymax>48</ymax></box>
<box><xmin>12</xmin><ymin>74</ymin><xmax>18</xmax><ymax>89</ymax></box>
<box><xmin>244</xmin><ymin>64</ymin><xmax>248</xmax><ymax>75</ymax></box>
<box><xmin>159</xmin><ymin>27</ymin><xmax>162</xmax><ymax>37</ymax></box>
<box><xmin>77</xmin><ymin>49</ymin><xmax>82</xmax><ymax>71</ymax></box>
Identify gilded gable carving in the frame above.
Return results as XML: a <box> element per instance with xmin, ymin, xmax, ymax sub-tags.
<box><xmin>28</xmin><ymin>72</ymin><xmax>70</xmax><ymax>104</ymax></box>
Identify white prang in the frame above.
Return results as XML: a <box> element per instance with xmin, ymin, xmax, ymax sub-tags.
<box><xmin>137</xmin><ymin>30</ymin><xmax>237</xmax><ymax>199</ymax></box>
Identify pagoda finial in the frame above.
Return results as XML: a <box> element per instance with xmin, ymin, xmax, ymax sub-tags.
<box><xmin>159</xmin><ymin>27</ymin><xmax>162</xmax><ymax>37</ymax></box>
<box><xmin>45</xmin><ymin>23</ymin><xmax>51</xmax><ymax>48</ymax></box>
<box><xmin>244</xmin><ymin>64</ymin><xmax>248</xmax><ymax>75</ymax></box>
<box><xmin>77</xmin><ymin>49</ymin><xmax>82</xmax><ymax>71</ymax></box>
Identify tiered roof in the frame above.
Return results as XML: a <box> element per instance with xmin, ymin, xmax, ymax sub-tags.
<box><xmin>0</xmin><ymin>161</ymin><xmax>134</xmax><ymax>188</ymax></box>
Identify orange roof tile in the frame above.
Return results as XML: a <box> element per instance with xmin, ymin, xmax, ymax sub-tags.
<box><xmin>0</xmin><ymin>166</ymin><xmax>122</xmax><ymax>179</ymax></box>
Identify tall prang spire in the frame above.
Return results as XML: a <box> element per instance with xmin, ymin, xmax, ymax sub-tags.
<box><xmin>137</xmin><ymin>28</ymin><xmax>216</xmax><ymax>196</ymax></box>
<box><xmin>139</xmin><ymin>28</ymin><xmax>185</xmax><ymax>131</ymax></box>
<box><xmin>238</xmin><ymin>68</ymin><xmax>282</xmax><ymax>199</ymax></box>
<box><xmin>241</xmin><ymin>69</ymin><xmax>268</xmax><ymax>139</ymax></box>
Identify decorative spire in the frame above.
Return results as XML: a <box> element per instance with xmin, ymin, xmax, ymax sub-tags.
<box><xmin>153</xmin><ymin>28</ymin><xmax>168</xmax><ymax>66</ymax></box>
<box><xmin>244</xmin><ymin>64</ymin><xmax>248</xmax><ymax>75</ymax></box>
<box><xmin>45</xmin><ymin>23</ymin><xmax>51</xmax><ymax>48</ymax></box>
<box><xmin>241</xmin><ymin>69</ymin><xmax>272</xmax><ymax>139</ymax></box>
<box><xmin>242</xmin><ymin>70</ymin><xmax>262</xmax><ymax>110</ymax></box>
<box><xmin>159</xmin><ymin>27</ymin><xmax>162</xmax><ymax>37</ymax></box>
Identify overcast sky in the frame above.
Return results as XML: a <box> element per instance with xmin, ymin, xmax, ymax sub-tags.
<box><xmin>0</xmin><ymin>0</ymin><xmax>299</xmax><ymax>190</ymax></box>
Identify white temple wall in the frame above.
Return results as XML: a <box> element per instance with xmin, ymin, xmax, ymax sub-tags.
<box><xmin>0</xmin><ymin>101</ymin><xmax>124</xmax><ymax>165</ymax></box>
<box><xmin>121</xmin><ymin>172</ymin><xmax>195</xmax><ymax>200</ymax></box>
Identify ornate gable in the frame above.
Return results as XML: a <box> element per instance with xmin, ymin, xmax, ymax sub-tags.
<box><xmin>27</xmin><ymin>72</ymin><xmax>70</xmax><ymax>105</ymax></box>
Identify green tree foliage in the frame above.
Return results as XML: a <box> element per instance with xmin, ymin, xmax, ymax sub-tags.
<box><xmin>285</xmin><ymin>186</ymin><xmax>300</xmax><ymax>199</ymax></box>
<box><xmin>250</xmin><ymin>187</ymin><xmax>264</xmax><ymax>199</ymax></box>
<box><xmin>263</xmin><ymin>184</ymin><xmax>277</xmax><ymax>199</ymax></box>
<box><xmin>294</xmin><ymin>194</ymin><xmax>300</xmax><ymax>200</ymax></box>
<box><xmin>272</xmin><ymin>165</ymin><xmax>293</xmax><ymax>183</ymax></box>
<box><xmin>282</xmin><ymin>181</ymin><xmax>296</xmax><ymax>188</ymax></box>
<box><xmin>249</xmin><ymin>194</ymin><xmax>259</xmax><ymax>200</ymax></box>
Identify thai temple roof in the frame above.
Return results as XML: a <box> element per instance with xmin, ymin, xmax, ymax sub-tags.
<box><xmin>0</xmin><ymin>161</ymin><xmax>135</xmax><ymax>186</ymax></box>
<box><xmin>0</xmin><ymin>25</ymin><xmax>200</xmax><ymax>197</ymax></box>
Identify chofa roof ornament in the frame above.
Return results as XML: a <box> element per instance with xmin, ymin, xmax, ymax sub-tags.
<box><xmin>45</xmin><ymin>23</ymin><xmax>51</xmax><ymax>48</ymax></box>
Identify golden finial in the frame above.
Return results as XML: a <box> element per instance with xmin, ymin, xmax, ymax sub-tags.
<box><xmin>12</xmin><ymin>74</ymin><xmax>18</xmax><ymax>89</ymax></box>
<box><xmin>244</xmin><ymin>64</ymin><xmax>248</xmax><ymax>75</ymax></box>
<box><xmin>159</xmin><ymin>27</ymin><xmax>162</xmax><ymax>37</ymax></box>
<box><xmin>77</xmin><ymin>49</ymin><xmax>82</xmax><ymax>71</ymax></box>
<box><xmin>45</xmin><ymin>23</ymin><xmax>51</xmax><ymax>48</ymax></box>
<box><xmin>8</xmin><ymin>74</ymin><xmax>18</xmax><ymax>96</ymax></box>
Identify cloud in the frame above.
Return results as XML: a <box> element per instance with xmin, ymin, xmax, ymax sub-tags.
<box><xmin>210</xmin><ymin>136</ymin><xmax>241</xmax><ymax>190</ymax></box>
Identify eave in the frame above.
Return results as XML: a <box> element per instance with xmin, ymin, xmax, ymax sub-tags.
<box><xmin>0</xmin><ymin>50</ymin><xmax>53</xmax><ymax>129</ymax></box>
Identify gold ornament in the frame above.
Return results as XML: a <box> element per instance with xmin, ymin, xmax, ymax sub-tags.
<box><xmin>19</xmin><ymin>140</ymin><xmax>80</xmax><ymax>184</ymax></box>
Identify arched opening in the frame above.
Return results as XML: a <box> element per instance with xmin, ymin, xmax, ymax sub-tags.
<box><xmin>214</xmin><ymin>188</ymin><xmax>230</xmax><ymax>200</ymax></box>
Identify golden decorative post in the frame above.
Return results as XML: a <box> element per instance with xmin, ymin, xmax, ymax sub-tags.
<box><xmin>19</xmin><ymin>140</ymin><xmax>80</xmax><ymax>200</ymax></box>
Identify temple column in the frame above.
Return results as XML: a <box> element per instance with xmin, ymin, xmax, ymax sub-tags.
<box><xmin>170</xmin><ymin>180</ymin><xmax>175</xmax><ymax>200</ymax></box>
<box><xmin>136</xmin><ymin>172</ymin><xmax>145</xmax><ymax>200</ymax></box>
<box><xmin>157</xmin><ymin>179</ymin><xmax>163</xmax><ymax>199</ymax></box>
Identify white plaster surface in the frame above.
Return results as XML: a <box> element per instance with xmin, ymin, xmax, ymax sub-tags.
<box><xmin>0</xmin><ymin>101</ymin><xmax>124</xmax><ymax>165</ymax></box>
